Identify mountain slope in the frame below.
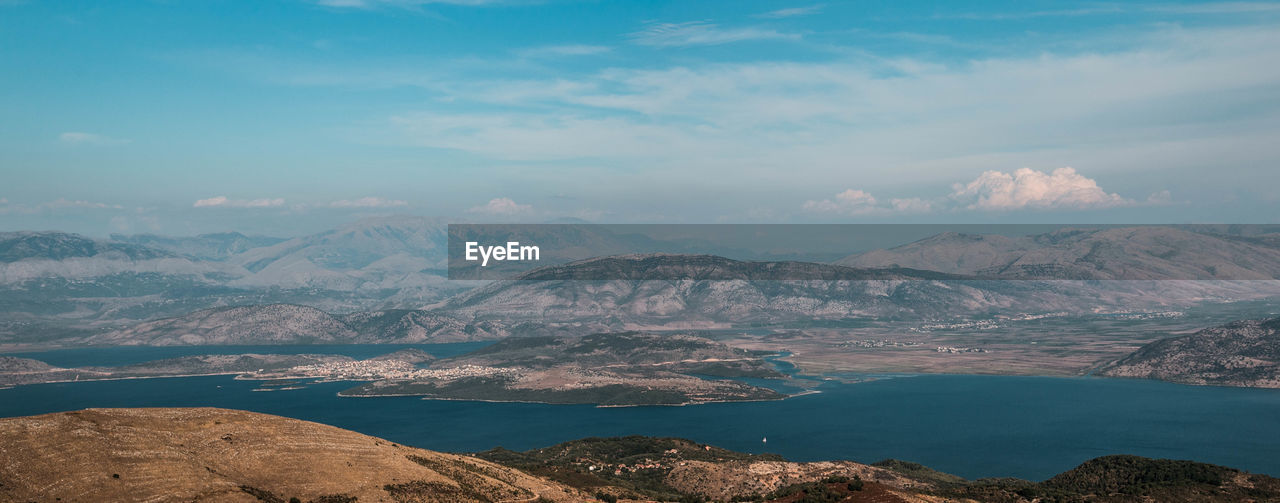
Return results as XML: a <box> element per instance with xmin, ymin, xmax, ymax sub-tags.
<box><xmin>87</xmin><ymin>304</ymin><xmax>511</xmax><ymax>345</ymax></box>
<box><xmin>1099</xmin><ymin>317</ymin><xmax>1280</xmax><ymax>387</ymax></box>
<box><xmin>0</xmin><ymin>407</ymin><xmax>583</xmax><ymax>502</ymax></box>
<box><xmin>838</xmin><ymin>226</ymin><xmax>1280</xmax><ymax>280</ymax></box>
<box><xmin>88</xmin><ymin>304</ymin><xmax>359</xmax><ymax>346</ymax></box>
<box><xmin>433</xmin><ymin>254</ymin><xmax>1269</xmax><ymax>327</ymax></box>
<box><xmin>0</xmin><ymin>231</ymin><xmax>246</xmax><ymax>284</ymax></box>
<box><xmin>111</xmin><ymin>231</ymin><xmax>286</xmax><ymax>261</ymax></box>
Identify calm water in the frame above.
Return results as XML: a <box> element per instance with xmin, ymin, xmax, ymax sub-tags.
<box><xmin>3</xmin><ymin>346</ymin><xmax>1279</xmax><ymax>481</ymax></box>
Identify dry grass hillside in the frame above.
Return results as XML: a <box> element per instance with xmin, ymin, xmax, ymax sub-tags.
<box><xmin>0</xmin><ymin>407</ymin><xmax>583</xmax><ymax>503</ymax></box>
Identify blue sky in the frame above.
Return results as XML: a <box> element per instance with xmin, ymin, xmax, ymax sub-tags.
<box><xmin>2</xmin><ymin>0</ymin><xmax>1279</xmax><ymax>236</ymax></box>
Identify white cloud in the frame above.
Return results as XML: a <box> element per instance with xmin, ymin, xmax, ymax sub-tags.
<box><xmin>193</xmin><ymin>196</ymin><xmax>286</xmax><ymax>208</ymax></box>
<box><xmin>516</xmin><ymin>44</ymin><xmax>611</xmax><ymax>58</ymax></box>
<box><xmin>220</xmin><ymin>22</ymin><xmax>1279</xmax><ymax>208</ymax></box>
<box><xmin>803</xmin><ymin>189</ymin><xmax>877</xmax><ymax>214</ymax></box>
<box><xmin>755</xmin><ymin>4</ymin><xmax>824</xmax><ymax>19</ymax></box>
<box><xmin>804</xmin><ymin>189</ymin><xmax>934</xmax><ymax>216</ymax></box>
<box><xmin>467</xmin><ymin>197</ymin><xmax>533</xmax><ymax>215</ymax></box>
<box><xmin>380</xmin><ymin>23</ymin><xmax>1280</xmax><ymax>182</ymax></box>
<box><xmin>628</xmin><ymin>21</ymin><xmax>798</xmax><ymax>47</ymax></box>
<box><xmin>804</xmin><ymin>168</ymin><xmax>1168</xmax><ymax>216</ymax></box>
<box><xmin>58</xmin><ymin>132</ymin><xmax>130</xmax><ymax>146</ymax></box>
<box><xmin>327</xmin><ymin>196</ymin><xmax>408</xmax><ymax>208</ymax></box>
<box><xmin>950</xmin><ymin>167</ymin><xmax>1132</xmax><ymax>210</ymax></box>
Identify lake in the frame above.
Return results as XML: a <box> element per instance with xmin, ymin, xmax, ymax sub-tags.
<box><xmin>3</xmin><ymin>345</ymin><xmax>1279</xmax><ymax>481</ymax></box>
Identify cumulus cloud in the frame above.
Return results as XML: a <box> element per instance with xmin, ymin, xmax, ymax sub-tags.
<box><xmin>58</xmin><ymin>132</ymin><xmax>130</xmax><ymax>146</ymax></box>
<box><xmin>628</xmin><ymin>21</ymin><xmax>797</xmax><ymax>47</ymax></box>
<box><xmin>193</xmin><ymin>196</ymin><xmax>286</xmax><ymax>208</ymax></box>
<box><xmin>950</xmin><ymin>167</ymin><xmax>1132</xmax><ymax>210</ymax></box>
<box><xmin>467</xmin><ymin>197</ymin><xmax>533</xmax><ymax>215</ymax></box>
<box><xmin>327</xmin><ymin>197</ymin><xmax>408</xmax><ymax>208</ymax></box>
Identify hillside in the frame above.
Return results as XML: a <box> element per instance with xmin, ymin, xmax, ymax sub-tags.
<box><xmin>87</xmin><ymin>304</ymin><xmax>361</xmax><ymax>346</ymax></box>
<box><xmin>0</xmin><ymin>218</ymin><xmax>472</xmax><ymax>348</ymax></box>
<box><xmin>945</xmin><ymin>455</ymin><xmax>1280</xmax><ymax>502</ymax></box>
<box><xmin>85</xmin><ymin>304</ymin><xmax>514</xmax><ymax>345</ymax></box>
<box><xmin>475</xmin><ymin>436</ymin><xmax>939</xmax><ymax>501</ymax></box>
<box><xmin>837</xmin><ymin>226</ymin><xmax>1280</xmax><ymax>280</ymax></box>
<box><xmin>1099</xmin><ymin>318</ymin><xmax>1280</xmax><ymax>387</ymax></box>
<box><xmin>0</xmin><ymin>407</ymin><xmax>582</xmax><ymax>502</ymax></box>
<box><xmin>478</xmin><ymin>437</ymin><xmax>1280</xmax><ymax>503</ymax></box>
<box><xmin>111</xmin><ymin>232</ymin><xmax>287</xmax><ymax>261</ymax></box>
<box><xmin>2</xmin><ymin>408</ymin><xmax>1277</xmax><ymax>502</ymax></box>
<box><xmin>433</xmin><ymin>254</ymin><xmax>1278</xmax><ymax>327</ymax></box>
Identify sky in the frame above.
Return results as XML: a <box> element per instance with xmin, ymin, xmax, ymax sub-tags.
<box><xmin>2</xmin><ymin>0</ymin><xmax>1279</xmax><ymax>236</ymax></box>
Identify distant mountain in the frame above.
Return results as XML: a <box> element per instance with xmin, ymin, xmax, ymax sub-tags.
<box><xmin>230</xmin><ymin>215</ymin><xmax>449</xmax><ymax>285</ymax></box>
<box><xmin>0</xmin><ymin>231</ymin><xmax>175</xmax><ymax>262</ymax></box>
<box><xmin>837</xmin><ymin>226</ymin><xmax>1280</xmax><ymax>280</ymax></box>
<box><xmin>87</xmin><ymin>303</ymin><xmax>510</xmax><ymax>346</ymax></box>
<box><xmin>87</xmin><ymin>304</ymin><xmax>358</xmax><ymax>346</ymax></box>
<box><xmin>110</xmin><ymin>231</ymin><xmax>286</xmax><ymax>260</ymax></box>
<box><xmin>0</xmin><ymin>231</ymin><xmax>242</xmax><ymax>283</ymax></box>
<box><xmin>1099</xmin><ymin>317</ymin><xmax>1280</xmax><ymax>388</ymax></box>
<box><xmin>340</xmin><ymin>309</ymin><xmax>510</xmax><ymax>343</ymax></box>
<box><xmin>433</xmin><ymin>254</ymin><xmax>1268</xmax><ymax>327</ymax></box>
<box><xmin>0</xmin><ymin>218</ymin><xmax>474</xmax><ymax>346</ymax></box>
<box><xmin>0</xmin><ymin>408</ymin><xmax>584</xmax><ymax>502</ymax></box>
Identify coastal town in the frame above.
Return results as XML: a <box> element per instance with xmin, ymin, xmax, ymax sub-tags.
<box><xmin>243</xmin><ymin>359</ymin><xmax>519</xmax><ymax>383</ymax></box>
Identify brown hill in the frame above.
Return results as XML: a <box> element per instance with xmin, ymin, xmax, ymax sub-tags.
<box><xmin>0</xmin><ymin>407</ymin><xmax>582</xmax><ymax>502</ymax></box>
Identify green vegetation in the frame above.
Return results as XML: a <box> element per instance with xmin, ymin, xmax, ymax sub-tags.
<box><xmin>872</xmin><ymin>458</ymin><xmax>966</xmax><ymax>485</ymax></box>
<box><xmin>763</xmin><ymin>476</ymin><xmax>864</xmax><ymax>502</ymax></box>
<box><xmin>939</xmin><ymin>455</ymin><xmax>1280</xmax><ymax>503</ymax></box>
<box><xmin>477</xmin><ymin>436</ymin><xmax>783</xmax><ymax>502</ymax></box>
<box><xmin>478</xmin><ymin>436</ymin><xmax>1280</xmax><ymax>503</ymax></box>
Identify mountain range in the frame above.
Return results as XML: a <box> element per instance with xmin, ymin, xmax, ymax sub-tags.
<box><xmin>838</xmin><ymin>226</ymin><xmax>1280</xmax><ymax>280</ymax></box>
<box><xmin>7</xmin><ymin>221</ymin><xmax>1280</xmax><ymax>348</ymax></box>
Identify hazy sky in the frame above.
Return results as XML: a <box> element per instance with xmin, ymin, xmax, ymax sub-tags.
<box><xmin>3</xmin><ymin>0</ymin><xmax>1279</xmax><ymax>236</ymax></box>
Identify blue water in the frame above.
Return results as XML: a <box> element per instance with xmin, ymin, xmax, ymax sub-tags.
<box><xmin>3</xmin><ymin>346</ymin><xmax>1279</xmax><ymax>481</ymax></box>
